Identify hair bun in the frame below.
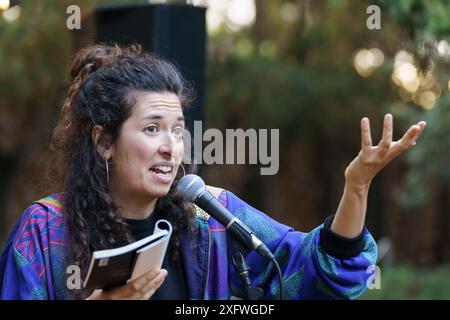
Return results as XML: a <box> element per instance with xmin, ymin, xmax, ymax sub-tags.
<box><xmin>69</xmin><ymin>44</ymin><xmax>142</xmax><ymax>82</ymax></box>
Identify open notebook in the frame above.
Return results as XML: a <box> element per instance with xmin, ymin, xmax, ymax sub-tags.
<box><xmin>83</xmin><ymin>219</ymin><xmax>172</xmax><ymax>290</ymax></box>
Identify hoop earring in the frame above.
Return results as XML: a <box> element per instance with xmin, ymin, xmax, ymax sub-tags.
<box><xmin>179</xmin><ymin>163</ymin><xmax>186</xmax><ymax>177</ymax></box>
<box><xmin>105</xmin><ymin>159</ymin><xmax>110</xmax><ymax>184</ymax></box>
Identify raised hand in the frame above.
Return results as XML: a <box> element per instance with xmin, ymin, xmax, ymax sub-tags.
<box><xmin>344</xmin><ymin>114</ymin><xmax>427</xmax><ymax>187</ymax></box>
<box><xmin>331</xmin><ymin>114</ymin><xmax>426</xmax><ymax>238</ymax></box>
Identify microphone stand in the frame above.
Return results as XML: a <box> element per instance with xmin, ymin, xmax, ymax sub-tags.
<box><xmin>230</xmin><ymin>240</ymin><xmax>264</xmax><ymax>300</ymax></box>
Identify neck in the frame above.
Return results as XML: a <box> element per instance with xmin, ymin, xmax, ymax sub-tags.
<box><xmin>110</xmin><ymin>189</ymin><xmax>158</xmax><ymax>220</ymax></box>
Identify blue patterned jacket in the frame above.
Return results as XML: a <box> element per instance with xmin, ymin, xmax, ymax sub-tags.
<box><xmin>0</xmin><ymin>186</ymin><xmax>377</xmax><ymax>299</ymax></box>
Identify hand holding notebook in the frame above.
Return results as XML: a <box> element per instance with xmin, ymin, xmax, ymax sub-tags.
<box><xmin>83</xmin><ymin>219</ymin><xmax>172</xmax><ymax>290</ymax></box>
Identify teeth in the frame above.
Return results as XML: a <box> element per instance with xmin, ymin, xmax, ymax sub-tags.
<box><xmin>152</xmin><ymin>165</ymin><xmax>172</xmax><ymax>173</ymax></box>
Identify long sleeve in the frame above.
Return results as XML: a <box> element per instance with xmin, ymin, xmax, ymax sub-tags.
<box><xmin>224</xmin><ymin>190</ymin><xmax>377</xmax><ymax>300</ymax></box>
<box><xmin>0</xmin><ymin>204</ymin><xmax>51</xmax><ymax>300</ymax></box>
<box><xmin>1</xmin><ymin>246</ymin><xmax>49</xmax><ymax>299</ymax></box>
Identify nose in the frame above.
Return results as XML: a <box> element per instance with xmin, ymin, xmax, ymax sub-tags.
<box><xmin>158</xmin><ymin>131</ymin><xmax>176</xmax><ymax>157</ymax></box>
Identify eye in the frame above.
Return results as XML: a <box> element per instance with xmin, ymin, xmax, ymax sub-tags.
<box><xmin>144</xmin><ymin>125</ymin><xmax>158</xmax><ymax>134</ymax></box>
<box><xmin>172</xmin><ymin>127</ymin><xmax>184</xmax><ymax>139</ymax></box>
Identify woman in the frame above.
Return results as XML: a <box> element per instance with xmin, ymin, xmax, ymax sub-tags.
<box><xmin>0</xmin><ymin>44</ymin><xmax>426</xmax><ymax>300</ymax></box>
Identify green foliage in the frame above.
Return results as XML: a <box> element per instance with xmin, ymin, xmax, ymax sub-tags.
<box><xmin>392</xmin><ymin>95</ymin><xmax>450</xmax><ymax>209</ymax></box>
<box><xmin>361</xmin><ymin>264</ymin><xmax>450</xmax><ymax>299</ymax></box>
<box><xmin>0</xmin><ymin>1</ymin><xmax>74</xmax><ymax>153</ymax></box>
<box><xmin>207</xmin><ymin>0</ymin><xmax>450</xmax><ymax>213</ymax></box>
<box><xmin>207</xmin><ymin>51</ymin><xmax>392</xmax><ymax>144</ymax></box>
<box><xmin>0</xmin><ymin>0</ymin><xmax>449</xmax><ymax>265</ymax></box>
<box><xmin>374</xmin><ymin>0</ymin><xmax>450</xmax><ymax>36</ymax></box>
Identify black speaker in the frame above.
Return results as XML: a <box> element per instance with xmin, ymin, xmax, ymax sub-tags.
<box><xmin>73</xmin><ymin>3</ymin><xmax>206</xmax><ymax>129</ymax></box>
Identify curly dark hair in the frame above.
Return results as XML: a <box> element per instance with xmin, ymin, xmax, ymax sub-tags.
<box><xmin>50</xmin><ymin>44</ymin><xmax>197</xmax><ymax>299</ymax></box>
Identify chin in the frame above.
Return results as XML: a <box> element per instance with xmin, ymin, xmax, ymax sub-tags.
<box><xmin>148</xmin><ymin>185</ymin><xmax>172</xmax><ymax>198</ymax></box>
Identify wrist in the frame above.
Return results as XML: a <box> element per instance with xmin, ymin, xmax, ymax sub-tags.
<box><xmin>344</xmin><ymin>181</ymin><xmax>370</xmax><ymax>198</ymax></box>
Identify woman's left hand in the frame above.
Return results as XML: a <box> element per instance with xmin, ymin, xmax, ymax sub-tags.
<box><xmin>345</xmin><ymin>114</ymin><xmax>427</xmax><ymax>187</ymax></box>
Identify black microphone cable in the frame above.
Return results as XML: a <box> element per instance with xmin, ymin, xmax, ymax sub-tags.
<box><xmin>272</xmin><ymin>257</ymin><xmax>284</xmax><ymax>300</ymax></box>
<box><xmin>177</xmin><ymin>174</ymin><xmax>285</xmax><ymax>300</ymax></box>
<box><xmin>262</xmin><ymin>249</ymin><xmax>284</xmax><ymax>300</ymax></box>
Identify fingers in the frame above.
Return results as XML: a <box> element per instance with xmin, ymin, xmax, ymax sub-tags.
<box><xmin>132</xmin><ymin>268</ymin><xmax>160</xmax><ymax>291</ymax></box>
<box><xmin>109</xmin><ymin>268</ymin><xmax>158</xmax><ymax>299</ymax></box>
<box><xmin>85</xmin><ymin>289</ymin><xmax>106</xmax><ymax>300</ymax></box>
<box><xmin>379</xmin><ymin>114</ymin><xmax>393</xmax><ymax>151</ymax></box>
<box><xmin>413</xmin><ymin>121</ymin><xmax>427</xmax><ymax>144</ymax></box>
<box><xmin>361</xmin><ymin>117</ymin><xmax>372</xmax><ymax>150</ymax></box>
<box><xmin>97</xmin><ymin>268</ymin><xmax>168</xmax><ymax>300</ymax></box>
<box><xmin>141</xmin><ymin>269</ymin><xmax>168</xmax><ymax>300</ymax></box>
<box><xmin>140</xmin><ymin>269</ymin><xmax>167</xmax><ymax>294</ymax></box>
<box><xmin>399</xmin><ymin>121</ymin><xmax>427</xmax><ymax>149</ymax></box>
<box><xmin>388</xmin><ymin>120</ymin><xmax>426</xmax><ymax>159</ymax></box>
<box><xmin>359</xmin><ymin>114</ymin><xmax>426</xmax><ymax>162</ymax></box>
<box><xmin>132</xmin><ymin>268</ymin><xmax>167</xmax><ymax>300</ymax></box>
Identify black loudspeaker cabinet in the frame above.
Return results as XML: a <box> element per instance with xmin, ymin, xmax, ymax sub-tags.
<box><xmin>73</xmin><ymin>3</ymin><xmax>206</xmax><ymax>129</ymax></box>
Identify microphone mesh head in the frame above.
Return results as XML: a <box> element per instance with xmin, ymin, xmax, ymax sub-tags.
<box><xmin>176</xmin><ymin>174</ymin><xmax>206</xmax><ymax>202</ymax></box>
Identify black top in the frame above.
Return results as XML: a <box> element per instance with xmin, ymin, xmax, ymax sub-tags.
<box><xmin>319</xmin><ymin>215</ymin><xmax>366</xmax><ymax>259</ymax></box>
<box><xmin>125</xmin><ymin>205</ymin><xmax>188</xmax><ymax>300</ymax></box>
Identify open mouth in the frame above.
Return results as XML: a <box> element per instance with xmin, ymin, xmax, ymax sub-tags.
<box><xmin>149</xmin><ymin>165</ymin><xmax>173</xmax><ymax>178</ymax></box>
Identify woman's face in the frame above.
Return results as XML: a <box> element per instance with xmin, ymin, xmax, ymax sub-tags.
<box><xmin>109</xmin><ymin>91</ymin><xmax>185</xmax><ymax>202</ymax></box>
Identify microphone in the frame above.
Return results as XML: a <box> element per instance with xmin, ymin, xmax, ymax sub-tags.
<box><xmin>177</xmin><ymin>174</ymin><xmax>274</xmax><ymax>260</ymax></box>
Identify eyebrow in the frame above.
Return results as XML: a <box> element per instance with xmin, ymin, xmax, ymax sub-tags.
<box><xmin>141</xmin><ymin>114</ymin><xmax>185</xmax><ymax>122</ymax></box>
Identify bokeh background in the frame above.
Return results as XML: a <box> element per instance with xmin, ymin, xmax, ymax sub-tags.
<box><xmin>0</xmin><ymin>0</ymin><xmax>449</xmax><ymax>299</ymax></box>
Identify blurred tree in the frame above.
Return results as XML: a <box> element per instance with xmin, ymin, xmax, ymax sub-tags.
<box><xmin>0</xmin><ymin>0</ymin><xmax>449</xmax><ymax>268</ymax></box>
<box><xmin>0</xmin><ymin>0</ymin><xmax>74</xmax><ymax>245</ymax></box>
<box><xmin>205</xmin><ymin>0</ymin><xmax>450</xmax><ymax>265</ymax></box>
<box><xmin>0</xmin><ymin>0</ymin><xmax>142</xmax><ymax>245</ymax></box>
